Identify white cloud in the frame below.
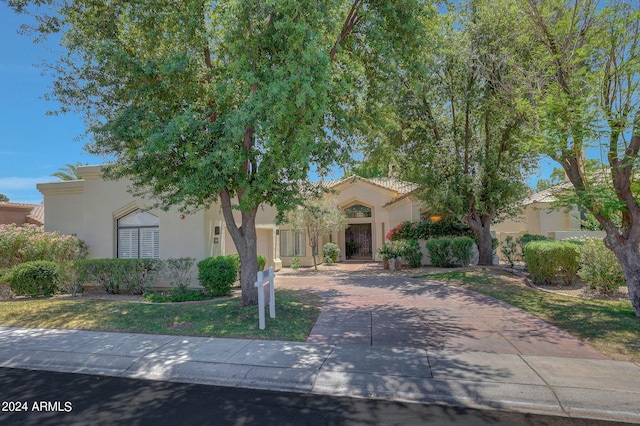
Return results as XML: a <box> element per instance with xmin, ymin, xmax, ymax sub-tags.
<box><xmin>0</xmin><ymin>175</ymin><xmax>54</xmax><ymax>204</ymax></box>
<box><xmin>0</xmin><ymin>175</ymin><xmax>54</xmax><ymax>190</ymax></box>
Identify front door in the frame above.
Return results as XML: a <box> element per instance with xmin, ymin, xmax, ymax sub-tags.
<box><xmin>345</xmin><ymin>224</ymin><xmax>372</xmax><ymax>260</ymax></box>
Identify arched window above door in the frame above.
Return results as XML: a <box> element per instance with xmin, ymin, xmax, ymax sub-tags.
<box><xmin>344</xmin><ymin>204</ymin><xmax>372</xmax><ymax>218</ymax></box>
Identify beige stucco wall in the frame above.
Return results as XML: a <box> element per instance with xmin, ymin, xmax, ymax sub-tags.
<box><xmin>537</xmin><ymin>204</ymin><xmax>580</xmax><ymax>235</ymax></box>
<box><xmin>493</xmin><ymin>202</ymin><xmax>583</xmax><ymax>258</ymax></box>
<box><xmin>38</xmin><ymin>181</ymin><xmax>86</xmax><ymax>239</ymax></box>
<box><xmin>39</xmin><ymin>168</ymin><xmax>423</xmax><ymax>270</ymax></box>
<box><xmin>276</xmin><ymin>179</ymin><xmax>423</xmax><ymax>265</ymax></box>
<box><xmin>40</xmin><ymin>167</ymin><xmax>205</xmax><ymax>262</ymax></box>
<box><xmin>492</xmin><ymin>202</ymin><xmax>580</xmax><ymax>236</ymax></box>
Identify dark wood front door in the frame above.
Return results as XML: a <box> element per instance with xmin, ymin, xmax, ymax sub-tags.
<box><xmin>345</xmin><ymin>224</ymin><xmax>372</xmax><ymax>260</ymax></box>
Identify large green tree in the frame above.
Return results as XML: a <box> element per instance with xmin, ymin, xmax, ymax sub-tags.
<box><xmin>8</xmin><ymin>0</ymin><xmax>429</xmax><ymax>305</ymax></box>
<box><xmin>360</xmin><ymin>0</ymin><xmax>535</xmax><ymax>265</ymax></box>
<box><xmin>522</xmin><ymin>0</ymin><xmax>640</xmax><ymax>316</ymax></box>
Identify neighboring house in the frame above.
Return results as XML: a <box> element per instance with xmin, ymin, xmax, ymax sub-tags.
<box><xmin>0</xmin><ymin>202</ymin><xmax>44</xmax><ymax>227</ymax></box>
<box><xmin>492</xmin><ymin>182</ymin><xmax>603</xmax><ymax>241</ymax></box>
<box><xmin>37</xmin><ymin>166</ymin><xmax>423</xmax><ymax>269</ymax></box>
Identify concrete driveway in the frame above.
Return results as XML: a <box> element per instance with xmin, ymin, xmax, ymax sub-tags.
<box><xmin>276</xmin><ymin>263</ymin><xmax>607</xmax><ymax>359</ymax></box>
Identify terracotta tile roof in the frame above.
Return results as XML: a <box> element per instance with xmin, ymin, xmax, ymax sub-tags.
<box><xmin>520</xmin><ymin>182</ymin><xmax>573</xmax><ymax>206</ymax></box>
<box><xmin>26</xmin><ymin>203</ymin><xmax>44</xmax><ymax>226</ymax></box>
<box><xmin>0</xmin><ymin>202</ymin><xmax>39</xmax><ymax>210</ymax></box>
<box><xmin>313</xmin><ymin>175</ymin><xmax>420</xmax><ymax>208</ymax></box>
<box><xmin>319</xmin><ymin>175</ymin><xmax>419</xmax><ymax>195</ymax></box>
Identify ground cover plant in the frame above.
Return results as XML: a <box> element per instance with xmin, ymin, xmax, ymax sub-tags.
<box><xmin>0</xmin><ymin>290</ymin><xmax>321</xmax><ymax>341</ymax></box>
<box><xmin>417</xmin><ymin>270</ymin><xmax>640</xmax><ymax>362</ymax></box>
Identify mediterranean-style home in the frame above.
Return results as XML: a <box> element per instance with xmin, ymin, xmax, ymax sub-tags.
<box><xmin>37</xmin><ymin>166</ymin><xmax>599</xmax><ymax>271</ymax></box>
<box><xmin>37</xmin><ymin>165</ymin><xmax>423</xmax><ymax>270</ymax></box>
<box><xmin>0</xmin><ymin>202</ymin><xmax>44</xmax><ymax>227</ymax></box>
<box><xmin>492</xmin><ymin>182</ymin><xmax>605</xmax><ymax>242</ymax></box>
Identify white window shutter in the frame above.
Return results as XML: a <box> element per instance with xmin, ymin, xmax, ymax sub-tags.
<box><xmin>140</xmin><ymin>228</ymin><xmax>160</xmax><ymax>259</ymax></box>
<box><xmin>118</xmin><ymin>229</ymin><xmax>138</xmax><ymax>258</ymax></box>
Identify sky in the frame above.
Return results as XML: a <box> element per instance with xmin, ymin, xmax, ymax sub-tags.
<box><xmin>0</xmin><ymin>8</ymin><xmax>103</xmax><ymax>204</ymax></box>
<box><xmin>0</xmin><ymin>5</ymin><xmax>558</xmax><ymax>205</ymax></box>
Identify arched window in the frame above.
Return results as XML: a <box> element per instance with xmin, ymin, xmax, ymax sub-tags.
<box><xmin>117</xmin><ymin>209</ymin><xmax>159</xmax><ymax>259</ymax></box>
<box><xmin>344</xmin><ymin>204</ymin><xmax>372</xmax><ymax>218</ymax></box>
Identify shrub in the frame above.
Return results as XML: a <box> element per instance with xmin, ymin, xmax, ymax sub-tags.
<box><xmin>577</xmin><ymin>238</ymin><xmax>625</xmax><ymax>295</ymax></box>
<box><xmin>517</xmin><ymin>234</ymin><xmax>549</xmax><ymax>258</ymax></box>
<box><xmin>524</xmin><ymin>241</ymin><xmax>580</xmax><ymax>285</ymax></box>
<box><xmin>377</xmin><ymin>242</ymin><xmax>397</xmax><ymax>261</ymax></box>
<box><xmin>58</xmin><ymin>261</ymin><xmax>85</xmax><ymax>296</ymax></box>
<box><xmin>257</xmin><ymin>255</ymin><xmax>267</xmax><ymax>271</ymax></box>
<box><xmin>144</xmin><ymin>286</ymin><xmax>209</xmax><ymax>303</ymax></box>
<box><xmin>76</xmin><ymin>258</ymin><xmax>162</xmax><ymax>294</ymax></box>
<box><xmin>426</xmin><ymin>238</ymin><xmax>454</xmax><ymax>267</ymax></box>
<box><xmin>291</xmin><ymin>257</ymin><xmax>300</xmax><ymax>269</ymax></box>
<box><xmin>500</xmin><ymin>236</ymin><xmax>519</xmax><ymax>267</ymax></box>
<box><xmin>0</xmin><ymin>224</ymin><xmax>87</xmax><ymax>269</ymax></box>
<box><xmin>229</xmin><ymin>254</ymin><xmax>265</xmax><ymax>284</ymax></box>
<box><xmin>323</xmin><ymin>242</ymin><xmax>340</xmax><ymax>264</ymax></box>
<box><xmin>387</xmin><ymin>220</ymin><xmax>474</xmax><ymax>241</ymax></box>
<box><xmin>451</xmin><ymin>237</ymin><xmax>474</xmax><ymax>267</ymax></box>
<box><xmin>8</xmin><ymin>260</ymin><xmax>59</xmax><ymax>297</ymax></box>
<box><xmin>197</xmin><ymin>256</ymin><xmax>238</xmax><ymax>297</ymax></box>
<box><xmin>399</xmin><ymin>239</ymin><xmax>423</xmax><ymax>268</ymax></box>
<box><xmin>162</xmin><ymin>257</ymin><xmax>196</xmax><ymax>288</ymax></box>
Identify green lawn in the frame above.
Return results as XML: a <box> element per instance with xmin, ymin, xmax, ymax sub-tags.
<box><xmin>417</xmin><ymin>270</ymin><xmax>640</xmax><ymax>362</ymax></box>
<box><xmin>0</xmin><ymin>289</ymin><xmax>321</xmax><ymax>341</ymax></box>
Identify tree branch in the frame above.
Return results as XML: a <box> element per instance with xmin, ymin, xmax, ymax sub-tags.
<box><xmin>330</xmin><ymin>0</ymin><xmax>364</xmax><ymax>61</ymax></box>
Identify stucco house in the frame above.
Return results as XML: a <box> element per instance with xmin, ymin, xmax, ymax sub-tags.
<box><xmin>37</xmin><ymin>166</ymin><xmax>423</xmax><ymax>270</ymax></box>
<box><xmin>0</xmin><ymin>202</ymin><xmax>44</xmax><ymax>227</ymax></box>
<box><xmin>492</xmin><ymin>182</ymin><xmax>604</xmax><ymax>242</ymax></box>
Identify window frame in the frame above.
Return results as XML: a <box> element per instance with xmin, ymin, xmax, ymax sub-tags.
<box><xmin>280</xmin><ymin>229</ymin><xmax>306</xmax><ymax>257</ymax></box>
<box><xmin>116</xmin><ymin>209</ymin><xmax>160</xmax><ymax>259</ymax></box>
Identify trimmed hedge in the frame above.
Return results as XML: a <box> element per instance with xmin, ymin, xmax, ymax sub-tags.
<box><xmin>524</xmin><ymin>241</ymin><xmax>580</xmax><ymax>285</ymax></box>
<box><xmin>426</xmin><ymin>237</ymin><xmax>475</xmax><ymax>268</ymax></box>
<box><xmin>76</xmin><ymin>258</ymin><xmax>162</xmax><ymax>294</ymax></box>
<box><xmin>451</xmin><ymin>237</ymin><xmax>474</xmax><ymax>267</ymax></box>
<box><xmin>8</xmin><ymin>260</ymin><xmax>59</xmax><ymax>297</ymax></box>
<box><xmin>198</xmin><ymin>255</ymin><xmax>239</xmax><ymax>297</ymax></box>
<box><xmin>426</xmin><ymin>238</ymin><xmax>454</xmax><ymax>267</ymax></box>
<box><xmin>387</xmin><ymin>220</ymin><xmax>474</xmax><ymax>241</ymax></box>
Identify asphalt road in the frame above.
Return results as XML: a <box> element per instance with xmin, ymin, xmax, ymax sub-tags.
<box><xmin>0</xmin><ymin>367</ymin><xmax>631</xmax><ymax>426</ymax></box>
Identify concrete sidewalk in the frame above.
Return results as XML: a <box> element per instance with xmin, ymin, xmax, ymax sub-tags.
<box><xmin>0</xmin><ymin>326</ymin><xmax>639</xmax><ymax>423</ymax></box>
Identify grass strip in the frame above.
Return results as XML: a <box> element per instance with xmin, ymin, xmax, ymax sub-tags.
<box><xmin>417</xmin><ymin>270</ymin><xmax>640</xmax><ymax>362</ymax></box>
<box><xmin>0</xmin><ymin>289</ymin><xmax>321</xmax><ymax>342</ymax></box>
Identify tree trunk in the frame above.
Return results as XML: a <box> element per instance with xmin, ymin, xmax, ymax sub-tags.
<box><xmin>237</xmin><ymin>235</ymin><xmax>259</xmax><ymax>307</ymax></box>
<box><xmin>220</xmin><ymin>191</ymin><xmax>259</xmax><ymax>306</ymax></box>
<box><xmin>604</xmin><ymin>235</ymin><xmax>640</xmax><ymax>317</ymax></box>
<box><xmin>467</xmin><ymin>212</ymin><xmax>494</xmax><ymax>266</ymax></box>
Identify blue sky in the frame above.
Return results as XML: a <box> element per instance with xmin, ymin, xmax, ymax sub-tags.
<box><xmin>1</xmin><ymin>5</ymin><xmax>558</xmax><ymax>205</ymax></box>
<box><xmin>1</xmin><ymin>8</ymin><xmax>103</xmax><ymax>204</ymax></box>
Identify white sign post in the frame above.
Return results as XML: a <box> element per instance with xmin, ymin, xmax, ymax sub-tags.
<box><xmin>255</xmin><ymin>266</ymin><xmax>275</xmax><ymax>330</ymax></box>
